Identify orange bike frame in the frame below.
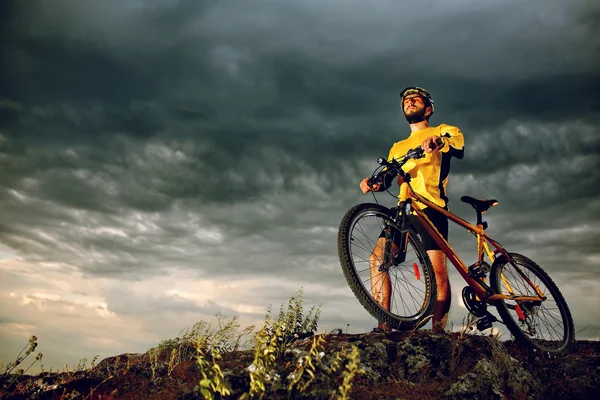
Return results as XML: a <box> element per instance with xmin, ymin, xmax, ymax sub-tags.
<box><xmin>403</xmin><ymin>185</ymin><xmax>543</xmax><ymax>304</ymax></box>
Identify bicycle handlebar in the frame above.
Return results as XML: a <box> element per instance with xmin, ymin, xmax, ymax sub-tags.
<box><xmin>369</xmin><ymin>137</ymin><xmax>443</xmax><ymax>189</ymax></box>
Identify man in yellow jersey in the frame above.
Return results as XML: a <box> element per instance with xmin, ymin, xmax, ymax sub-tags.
<box><xmin>359</xmin><ymin>87</ymin><xmax>464</xmax><ymax>333</ymax></box>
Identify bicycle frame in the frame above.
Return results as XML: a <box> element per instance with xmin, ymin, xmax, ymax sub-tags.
<box><xmin>395</xmin><ymin>184</ymin><xmax>545</xmax><ymax>305</ymax></box>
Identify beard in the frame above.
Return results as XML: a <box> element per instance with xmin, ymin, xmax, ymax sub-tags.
<box><xmin>404</xmin><ymin>107</ymin><xmax>429</xmax><ymax>124</ymax></box>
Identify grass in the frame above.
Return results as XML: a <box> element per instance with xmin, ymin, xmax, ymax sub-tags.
<box><xmin>0</xmin><ymin>288</ymin><xmax>366</xmax><ymax>399</ymax></box>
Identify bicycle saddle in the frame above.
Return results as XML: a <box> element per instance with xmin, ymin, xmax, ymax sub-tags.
<box><xmin>461</xmin><ymin>196</ymin><xmax>498</xmax><ymax>213</ymax></box>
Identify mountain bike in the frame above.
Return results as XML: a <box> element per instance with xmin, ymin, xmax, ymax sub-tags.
<box><xmin>337</xmin><ymin>142</ymin><xmax>575</xmax><ymax>354</ymax></box>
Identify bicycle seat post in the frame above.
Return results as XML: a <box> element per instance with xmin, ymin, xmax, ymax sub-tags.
<box><xmin>476</xmin><ymin>211</ymin><xmax>489</xmax><ymax>231</ymax></box>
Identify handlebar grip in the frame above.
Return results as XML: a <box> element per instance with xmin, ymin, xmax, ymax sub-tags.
<box><xmin>429</xmin><ymin>137</ymin><xmax>444</xmax><ymax>150</ymax></box>
<box><xmin>369</xmin><ymin>174</ymin><xmax>383</xmax><ymax>186</ymax></box>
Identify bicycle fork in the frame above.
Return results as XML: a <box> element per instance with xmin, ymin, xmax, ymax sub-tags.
<box><xmin>380</xmin><ymin>201</ymin><xmax>412</xmax><ymax>272</ymax></box>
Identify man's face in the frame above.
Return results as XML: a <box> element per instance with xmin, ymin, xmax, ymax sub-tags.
<box><xmin>402</xmin><ymin>94</ymin><xmax>430</xmax><ymax>123</ymax></box>
<box><xmin>403</xmin><ymin>94</ymin><xmax>425</xmax><ymax>115</ymax></box>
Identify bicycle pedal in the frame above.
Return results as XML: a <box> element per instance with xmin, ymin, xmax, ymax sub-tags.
<box><xmin>468</xmin><ymin>261</ymin><xmax>491</xmax><ymax>280</ymax></box>
<box><xmin>476</xmin><ymin>315</ymin><xmax>494</xmax><ymax>331</ymax></box>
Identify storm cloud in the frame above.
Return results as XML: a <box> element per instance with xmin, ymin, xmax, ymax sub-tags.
<box><xmin>1</xmin><ymin>0</ymin><xmax>599</xmax><ymax>370</ymax></box>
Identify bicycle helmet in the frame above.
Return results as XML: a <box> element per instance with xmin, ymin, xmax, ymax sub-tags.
<box><xmin>399</xmin><ymin>87</ymin><xmax>435</xmax><ymax>116</ymax></box>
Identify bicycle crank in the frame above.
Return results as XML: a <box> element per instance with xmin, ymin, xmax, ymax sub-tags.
<box><xmin>462</xmin><ymin>286</ymin><xmax>487</xmax><ymax>317</ymax></box>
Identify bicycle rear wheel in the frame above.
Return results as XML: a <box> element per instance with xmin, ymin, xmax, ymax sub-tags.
<box><xmin>337</xmin><ymin>203</ymin><xmax>436</xmax><ymax>330</ymax></box>
<box><xmin>491</xmin><ymin>253</ymin><xmax>574</xmax><ymax>354</ymax></box>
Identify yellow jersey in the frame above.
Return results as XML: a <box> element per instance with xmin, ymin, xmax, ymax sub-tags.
<box><xmin>387</xmin><ymin>124</ymin><xmax>464</xmax><ymax>209</ymax></box>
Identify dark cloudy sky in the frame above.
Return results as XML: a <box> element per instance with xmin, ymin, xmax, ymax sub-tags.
<box><xmin>1</xmin><ymin>0</ymin><xmax>599</xmax><ymax>371</ymax></box>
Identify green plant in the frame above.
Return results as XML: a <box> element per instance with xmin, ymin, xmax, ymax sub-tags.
<box><xmin>70</xmin><ymin>355</ymin><xmax>99</xmax><ymax>372</ymax></box>
<box><xmin>0</xmin><ymin>336</ymin><xmax>43</xmax><ymax>395</ymax></box>
<box><xmin>329</xmin><ymin>344</ymin><xmax>365</xmax><ymax>400</ymax></box>
<box><xmin>160</xmin><ymin>312</ymin><xmax>255</xmax><ymax>358</ymax></box>
<box><xmin>196</xmin><ymin>336</ymin><xmax>232</xmax><ymax>399</ymax></box>
<box><xmin>243</xmin><ymin>320</ymin><xmax>281</xmax><ymax>399</ymax></box>
<box><xmin>149</xmin><ymin>348</ymin><xmax>160</xmax><ymax>384</ymax></box>
<box><xmin>148</xmin><ymin>312</ymin><xmax>257</xmax><ymax>385</ymax></box>
<box><xmin>90</xmin><ymin>355</ymin><xmax>100</xmax><ymax>369</ymax></box>
<box><xmin>335</xmin><ymin>345</ymin><xmax>364</xmax><ymax>400</ymax></box>
<box><xmin>287</xmin><ymin>334</ymin><xmax>326</xmax><ymax>393</ymax></box>
<box><xmin>263</xmin><ymin>288</ymin><xmax>322</xmax><ymax>358</ymax></box>
<box><xmin>458</xmin><ymin>313</ymin><xmax>479</xmax><ymax>340</ymax></box>
<box><xmin>242</xmin><ymin>288</ymin><xmax>322</xmax><ymax>399</ymax></box>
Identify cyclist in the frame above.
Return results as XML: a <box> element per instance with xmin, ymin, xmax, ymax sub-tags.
<box><xmin>359</xmin><ymin>87</ymin><xmax>464</xmax><ymax>333</ymax></box>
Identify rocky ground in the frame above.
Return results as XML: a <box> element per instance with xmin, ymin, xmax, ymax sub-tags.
<box><xmin>1</xmin><ymin>330</ymin><xmax>598</xmax><ymax>400</ymax></box>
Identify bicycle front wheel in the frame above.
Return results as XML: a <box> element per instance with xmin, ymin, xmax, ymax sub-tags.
<box><xmin>491</xmin><ymin>253</ymin><xmax>574</xmax><ymax>354</ymax></box>
<box><xmin>337</xmin><ymin>203</ymin><xmax>436</xmax><ymax>331</ymax></box>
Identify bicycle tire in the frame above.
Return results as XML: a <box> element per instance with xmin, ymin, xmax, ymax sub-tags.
<box><xmin>337</xmin><ymin>203</ymin><xmax>436</xmax><ymax>330</ymax></box>
<box><xmin>491</xmin><ymin>253</ymin><xmax>574</xmax><ymax>354</ymax></box>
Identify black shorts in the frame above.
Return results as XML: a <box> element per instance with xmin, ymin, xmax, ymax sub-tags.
<box><xmin>379</xmin><ymin>206</ymin><xmax>449</xmax><ymax>251</ymax></box>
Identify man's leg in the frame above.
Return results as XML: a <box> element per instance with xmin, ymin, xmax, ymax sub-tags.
<box><xmin>369</xmin><ymin>237</ymin><xmax>395</xmax><ymax>332</ymax></box>
<box><xmin>428</xmin><ymin>249</ymin><xmax>450</xmax><ymax>333</ymax></box>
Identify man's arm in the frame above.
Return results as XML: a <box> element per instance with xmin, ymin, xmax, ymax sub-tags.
<box><xmin>438</xmin><ymin>125</ymin><xmax>465</xmax><ymax>159</ymax></box>
<box><xmin>360</xmin><ymin>145</ymin><xmax>401</xmax><ymax>193</ymax></box>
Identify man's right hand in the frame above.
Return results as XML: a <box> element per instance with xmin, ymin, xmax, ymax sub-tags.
<box><xmin>360</xmin><ymin>178</ymin><xmax>380</xmax><ymax>193</ymax></box>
